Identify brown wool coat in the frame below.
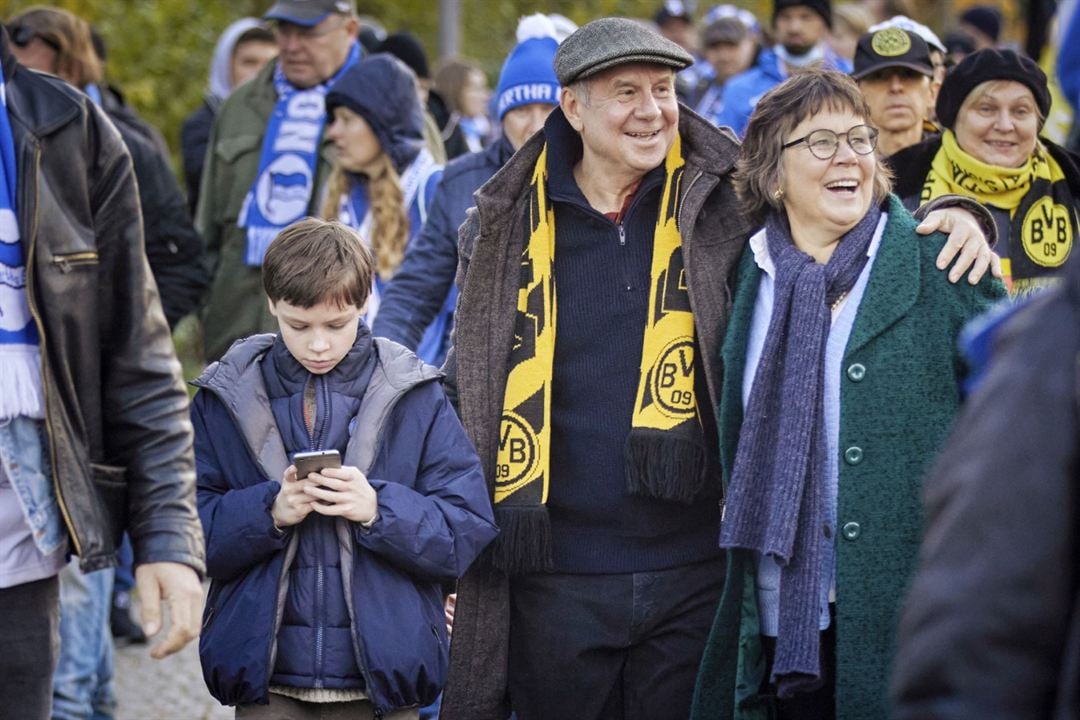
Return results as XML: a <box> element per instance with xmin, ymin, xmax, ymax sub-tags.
<box><xmin>439</xmin><ymin>105</ymin><xmax>755</xmax><ymax>720</ymax></box>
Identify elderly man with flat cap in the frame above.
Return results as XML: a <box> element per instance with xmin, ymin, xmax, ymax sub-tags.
<box><xmin>441</xmin><ymin>18</ymin><xmax>998</xmax><ymax>720</ymax></box>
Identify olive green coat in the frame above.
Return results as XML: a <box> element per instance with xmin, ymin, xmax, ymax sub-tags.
<box><xmin>195</xmin><ymin>62</ymin><xmax>337</xmax><ymax>361</ymax></box>
<box><xmin>690</xmin><ymin>197</ymin><xmax>1006</xmax><ymax>720</ymax></box>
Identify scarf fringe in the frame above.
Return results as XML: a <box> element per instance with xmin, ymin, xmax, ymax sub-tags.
<box><xmin>624</xmin><ymin>433</ymin><xmax>709</xmax><ymax>503</ymax></box>
<box><xmin>0</xmin><ymin>348</ymin><xmax>44</xmax><ymax>420</ymax></box>
<box><xmin>491</xmin><ymin>505</ymin><xmax>554</xmax><ymax>575</ymax></box>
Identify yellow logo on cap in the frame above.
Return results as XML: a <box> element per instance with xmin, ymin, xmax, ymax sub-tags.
<box><xmin>871</xmin><ymin>28</ymin><xmax>912</xmax><ymax>57</ymax></box>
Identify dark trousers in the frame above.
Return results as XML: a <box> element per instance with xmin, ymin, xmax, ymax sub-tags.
<box><xmin>507</xmin><ymin>556</ymin><xmax>724</xmax><ymax>720</ymax></box>
<box><xmin>760</xmin><ymin>607</ymin><xmax>838</xmax><ymax>720</ymax></box>
<box><xmin>0</xmin><ymin>576</ymin><xmax>60</xmax><ymax>720</ymax></box>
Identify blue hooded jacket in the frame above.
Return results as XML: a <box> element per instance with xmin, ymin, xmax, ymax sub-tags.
<box><xmin>193</xmin><ymin>327</ymin><xmax>497</xmax><ymax>712</ymax></box>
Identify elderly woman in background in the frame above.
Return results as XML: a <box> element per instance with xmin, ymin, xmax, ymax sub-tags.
<box><xmin>690</xmin><ymin>69</ymin><xmax>1005</xmax><ymax>720</ymax></box>
<box><xmin>891</xmin><ymin>49</ymin><xmax>1080</xmax><ymax>296</ymax></box>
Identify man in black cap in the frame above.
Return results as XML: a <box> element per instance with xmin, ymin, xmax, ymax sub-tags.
<box><xmin>715</xmin><ymin>0</ymin><xmax>851</xmax><ymax>136</ymax></box>
<box><xmin>853</xmin><ymin>27</ymin><xmax>939</xmax><ymax>157</ymax></box>
<box><xmin>196</xmin><ymin>0</ymin><xmax>362</xmax><ymax>362</ymax></box>
<box><xmin>441</xmin><ymin>16</ymin><xmax>997</xmax><ymax>720</ymax></box>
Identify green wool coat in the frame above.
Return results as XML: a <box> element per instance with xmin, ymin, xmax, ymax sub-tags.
<box><xmin>690</xmin><ymin>196</ymin><xmax>1006</xmax><ymax>720</ymax></box>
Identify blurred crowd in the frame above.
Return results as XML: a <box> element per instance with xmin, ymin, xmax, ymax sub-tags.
<box><xmin>3</xmin><ymin>0</ymin><xmax>1080</xmax><ymax>719</ymax></box>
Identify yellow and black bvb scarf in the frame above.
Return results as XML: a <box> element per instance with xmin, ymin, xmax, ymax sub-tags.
<box><xmin>923</xmin><ymin>130</ymin><xmax>1077</xmax><ymax>294</ymax></box>
<box><xmin>491</xmin><ymin>135</ymin><xmax>709</xmax><ymax>574</ymax></box>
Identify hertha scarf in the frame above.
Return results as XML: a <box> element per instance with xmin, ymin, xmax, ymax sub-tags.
<box><xmin>491</xmin><ymin>134</ymin><xmax>709</xmax><ymax>574</ymax></box>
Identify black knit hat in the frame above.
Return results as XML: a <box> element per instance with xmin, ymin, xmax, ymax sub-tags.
<box><xmin>378</xmin><ymin>32</ymin><xmax>430</xmax><ymax>80</ymax></box>
<box><xmin>959</xmin><ymin>5</ymin><xmax>1002</xmax><ymax>44</ymax></box>
<box><xmin>325</xmin><ymin>54</ymin><xmax>425</xmax><ymax>173</ymax></box>
<box><xmin>935</xmin><ymin>48</ymin><xmax>1050</xmax><ymax>129</ymax></box>
<box><xmin>773</xmin><ymin>0</ymin><xmax>831</xmax><ymax>29</ymax></box>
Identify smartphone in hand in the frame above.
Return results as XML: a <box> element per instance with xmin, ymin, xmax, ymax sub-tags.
<box><xmin>292</xmin><ymin>450</ymin><xmax>342</xmax><ymax>479</ymax></box>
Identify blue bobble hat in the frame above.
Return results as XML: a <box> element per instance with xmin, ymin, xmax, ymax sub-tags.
<box><xmin>495</xmin><ymin>14</ymin><xmax>561</xmax><ymax>121</ymax></box>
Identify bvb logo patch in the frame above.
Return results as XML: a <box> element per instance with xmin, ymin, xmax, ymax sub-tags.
<box><xmin>871</xmin><ymin>28</ymin><xmax>912</xmax><ymax>57</ymax></box>
<box><xmin>495</xmin><ymin>411</ymin><xmax>539</xmax><ymax>498</ymax></box>
<box><xmin>1021</xmin><ymin>196</ymin><xmax>1073</xmax><ymax>268</ymax></box>
<box><xmin>650</xmin><ymin>338</ymin><xmax>696</xmax><ymax>420</ymax></box>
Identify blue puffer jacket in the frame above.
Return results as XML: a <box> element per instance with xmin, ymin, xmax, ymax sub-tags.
<box><xmin>373</xmin><ymin>136</ymin><xmax>516</xmax><ymax>351</ymax></box>
<box><xmin>715</xmin><ymin>47</ymin><xmax>852</xmax><ymax>138</ymax></box>
<box><xmin>192</xmin><ymin>328</ymin><xmax>497</xmax><ymax>713</ymax></box>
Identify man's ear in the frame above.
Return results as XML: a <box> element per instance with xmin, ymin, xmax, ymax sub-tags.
<box><xmin>561</xmin><ymin>86</ymin><xmax>584</xmax><ymax>132</ymax></box>
<box><xmin>267</xmin><ymin>296</ymin><xmax>278</xmax><ymax>317</ymax></box>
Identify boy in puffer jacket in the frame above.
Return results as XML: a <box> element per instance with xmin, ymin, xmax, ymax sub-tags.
<box><xmin>191</xmin><ymin>218</ymin><xmax>497</xmax><ymax>719</ymax></box>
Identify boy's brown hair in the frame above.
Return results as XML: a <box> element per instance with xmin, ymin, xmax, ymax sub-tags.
<box><xmin>262</xmin><ymin>218</ymin><xmax>374</xmax><ymax>309</ymax></box>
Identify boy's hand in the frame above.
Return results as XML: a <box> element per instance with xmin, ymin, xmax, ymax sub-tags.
<box><xmin>272</xmin><ymin>465</ymin><xmax>315</xmax><ymax>528</ymax></box>
<box><xmin>305</xmin><ymin>465</ymin><xmax>378</xmax><ymax>525</ymax></box>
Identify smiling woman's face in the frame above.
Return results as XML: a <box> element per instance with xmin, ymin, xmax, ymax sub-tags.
<box><xmin>779</xmin><ymin>107</ymin><xmax>877</xmax><ymax>240</ymax></box>
<box><xmin>954</xmin><ymin>80</ymin><xmax>1039</xmax><ymax>168</ymax></box>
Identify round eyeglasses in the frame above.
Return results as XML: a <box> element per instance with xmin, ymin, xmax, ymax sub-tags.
<box><xmin>781</xmin><ymin>125</ymin><xmax>879</xmax><ymax>160</ymax></box>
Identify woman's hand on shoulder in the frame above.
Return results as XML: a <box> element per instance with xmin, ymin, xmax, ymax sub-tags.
<box><xmin>918</xmin><ymin>207</ymin><xmax>1003</xmax><ymax>284</ymax></box>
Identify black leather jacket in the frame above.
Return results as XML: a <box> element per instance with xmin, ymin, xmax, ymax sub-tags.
<box><xmin>2</xmin><ymin>30</ymin><xmax>204</xmax><ymax>575</ymax></box>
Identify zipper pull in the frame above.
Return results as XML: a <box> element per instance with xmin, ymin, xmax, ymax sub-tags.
<box><xmin>618</xmin><ymin>224</ymin><xmax>626</xmax><ymax>246</ymax></box>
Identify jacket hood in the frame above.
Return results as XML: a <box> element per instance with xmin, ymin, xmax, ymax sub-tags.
<box><xmin>207</xmin><ymin>17</ymin><xmax>266</xmax><ymax>103</ymax></box>
<box><xmin>326</xmin><ymin>53</ymin><xmax>425</xmax><ymax>174</ymax></box>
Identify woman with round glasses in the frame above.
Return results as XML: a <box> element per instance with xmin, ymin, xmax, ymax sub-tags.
<box><xmin>890</xmin><ymin>49</ymin><xmax>1080</xmax><ymax>297</ymax></box>
<box><xmin>690</xmin><ymin>69</ymin><xmax>1005</xmax><ymax>720</ymax></box>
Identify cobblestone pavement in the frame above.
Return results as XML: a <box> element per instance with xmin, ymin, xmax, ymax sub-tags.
<box><xmin>114</xmin><ymin>638</ymin><xmax>231</xmax><ymax>720</ymax></box>
<box><xmin>113</xmin><ymin>590</ymin><xmax>231</xmax><ymax>720</ymax></box>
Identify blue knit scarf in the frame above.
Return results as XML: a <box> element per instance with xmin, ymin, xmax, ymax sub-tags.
<box><xmin>238</xmin><ymin>42</ymin><xmax>361</xmax><ymax>266</ymax></box>
<box><xmin>0</xmin><ymin>74</ymin><xmax>43</xmax><ymax>420</ymax></box>
<box><xmin>719</xmin><ymin>202</ymin><xmax>881</xmax><ymax>697</ymax></box>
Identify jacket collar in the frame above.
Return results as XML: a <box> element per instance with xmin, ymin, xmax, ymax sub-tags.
<box><xmin>262</xmin><ymin>321</ymin><xmax>376</xmax><ymax>400</ymax></box>
<box><xmin>0</xmin><ymin>26</ymin><xmax>83</xmax><ymax>140</ymax></box>
<box><xmin>1</xmin><ymin>25</ymin><xmax>14</xmax><ymax>82</ymax></box>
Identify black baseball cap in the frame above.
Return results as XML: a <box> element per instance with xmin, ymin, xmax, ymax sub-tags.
<box><xmin>852</xmin><ymin>28</ymin><xmax>934</xmax><ymax>80</ymax></box>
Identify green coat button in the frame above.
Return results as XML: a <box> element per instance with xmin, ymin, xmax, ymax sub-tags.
<box><xmin>842</xmin><ymin>521</ymin><xmax>861</xmax><ymax>540</ymax></box>
<box><xmin>844</xmin><ymin>446</ymin><xmax>864</xmax><ymax>465</ymax></box>
<box><xmin>847</xmin><ymin>363</ymin><xmax>866</xmax><ymax>381</ymax></box>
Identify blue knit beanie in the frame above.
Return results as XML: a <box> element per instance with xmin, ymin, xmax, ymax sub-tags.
<box><xmin>495</xmin><ymin>15</ymin><xmax>561</xmax><ymax>120</ymax></box>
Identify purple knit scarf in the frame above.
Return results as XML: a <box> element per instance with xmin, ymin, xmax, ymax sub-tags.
<box><xmin>719</xmin><ymin>202</ymin><xmax>882</xmax><ymax>697</ymax></box>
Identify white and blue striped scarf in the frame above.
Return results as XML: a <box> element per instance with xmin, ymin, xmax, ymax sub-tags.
<box><xmin>0</xmin><ymin>74</ymin><xmax>43</xmax><ymax>420</ymax></box>
<box><xmin>238</xmin><ymin>42</ymin><xmax>361</xmax><ymax>266</ymax></box>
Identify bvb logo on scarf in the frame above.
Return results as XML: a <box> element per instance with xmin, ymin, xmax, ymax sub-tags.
<box><xmin>496</xmin><ymin>135</ymin><xmax>703</xmax><ymax>510</ymax></box>
<box><xmin>923</xmin><ymin>130</ymin><xmax>1075</xmax><ymax>282</ymax></box>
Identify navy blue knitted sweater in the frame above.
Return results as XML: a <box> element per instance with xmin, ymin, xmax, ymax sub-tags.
<box><xmin>541</xmin><ymin>112</ymin><xmax>722</xmax><ymax>573</ymax></box>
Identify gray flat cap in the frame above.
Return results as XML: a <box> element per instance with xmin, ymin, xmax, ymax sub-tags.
<box><xmin>554</xmin><ymin>17</ymin><xmax>694</xmax><ymax>86</ymax></box>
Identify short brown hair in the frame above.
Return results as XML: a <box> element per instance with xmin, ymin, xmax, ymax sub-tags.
<box><xmin>8</xmin><ymin>6</ymin><xmax>102</xmax><ymax>87</ymax></box>
<box><xmin>735</xmin><ymin>68</ymin><xmax>893</xmax><ymax>225</ymax></box>
<box><xmin>262</xmin><ymin>218</ymin><xmax>374</xmax><ymax>309</ymax></box>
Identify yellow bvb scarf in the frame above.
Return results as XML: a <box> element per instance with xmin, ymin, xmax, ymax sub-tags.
<box><xmin>923</xmin><ymin>130</ymin><xmax>1076</xmax><ymax>293</ymax></box>
<box><xmin>491</xmin><ymin>135</ymin><xmax>709</xmax><ymax>574</ymax></box>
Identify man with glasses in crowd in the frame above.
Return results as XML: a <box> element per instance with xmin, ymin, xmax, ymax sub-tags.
<box><xmin>197</xmin><ymin>0</ymin><xmax>362</xmax><ymax>361</ymax></box>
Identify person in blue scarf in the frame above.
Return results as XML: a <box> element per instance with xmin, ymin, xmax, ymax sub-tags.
<box><xmin>321</xmin><ymin>54</ymin><xmax>448</xmax><ymax>365</ymax></box>
<box><xmin>198</xmin><ymin>0</ymin><xmax>363</xmax><ymax>362</ymax></box>
<box><xmin>690</xmin><ymin>69</ymin><xmax>1006</xmax><ymax>720</ymax></box>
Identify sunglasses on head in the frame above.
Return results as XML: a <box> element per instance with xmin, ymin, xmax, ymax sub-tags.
<box><xmin>9</xmin><ymin>24</ymin><xmax>62</xmax><ymax>53</ymax></box>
